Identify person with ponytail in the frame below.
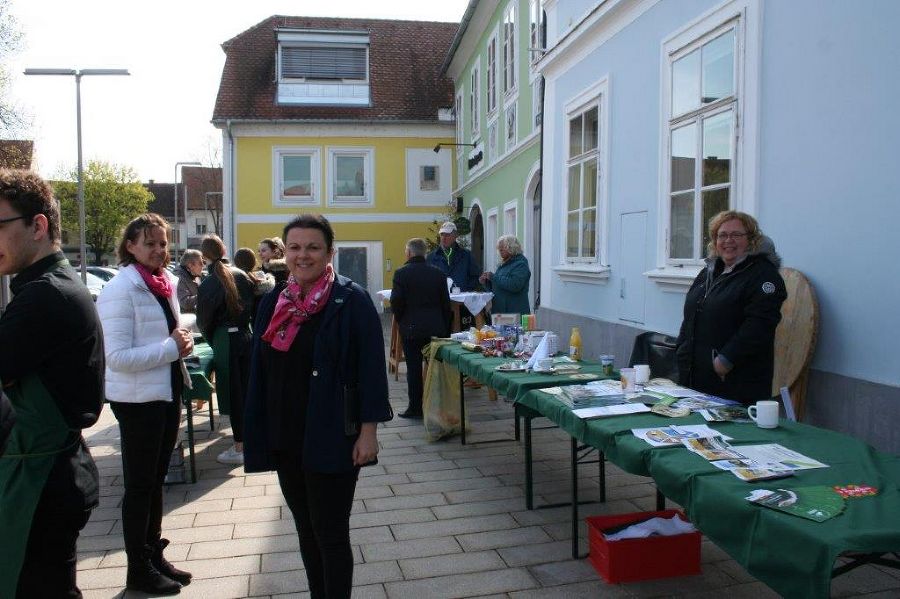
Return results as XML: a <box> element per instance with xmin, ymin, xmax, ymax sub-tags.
<box><xmin>97</xmin><ymin>213</ymin><xmax>194</xmax><ymax>594</ymax></box>
<box><xmin>197</xmin><ymin>235</ymin><xmax>255</xmax><ymax>465</ymax></box>
<box><xmin>244</xmin><ymin>214</ymin><xmax>392</xmax><ymax>599</ymax></box>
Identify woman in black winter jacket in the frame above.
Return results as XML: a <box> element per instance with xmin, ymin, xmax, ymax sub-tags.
<box><xmin>676</xmin><ymin>211</ymin><xmax>787</xmax><ymax>405</ymax></box>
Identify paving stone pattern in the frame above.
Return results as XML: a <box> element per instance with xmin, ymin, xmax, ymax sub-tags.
<box><xmin>75</xmin><ymin>318</ymin><xmax>900</xmax><ymax>597</ymax></box>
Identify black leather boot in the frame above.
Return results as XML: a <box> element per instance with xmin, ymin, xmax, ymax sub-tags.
<box><xmin>126</xmin><ymin>546</ymin><xmax>181</xmax><ymax>595</ymax></box>
<box><xmin>151</xmin><ymin>538</ymin><xmax>192</xmax><ymax>586</ymax></box>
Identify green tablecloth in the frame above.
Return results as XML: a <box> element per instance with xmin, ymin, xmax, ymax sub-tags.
<box><xmin>184</xmin><ymin>342</ymin><xmax>215</xmax><ymax>403</ymax></box>
<box><xmin>436</xmin><ymin>343</ymin><xmax>615</xmax><ymax>402</ymax></box>
<box><xmin>516</xmin><ymin>387</ymin><xmax>900</xmax><ymax>597</ymax></box>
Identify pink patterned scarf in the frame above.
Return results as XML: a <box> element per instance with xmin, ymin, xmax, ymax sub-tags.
<box><xmin>134</xmin><ymin>263</ymin><xmax>173</xmax><ymax>299</ymax></box>
<box><xmin>262</xmin><ymin>263</ymin><xmax>335</xmax><ymax>351</ymax></box>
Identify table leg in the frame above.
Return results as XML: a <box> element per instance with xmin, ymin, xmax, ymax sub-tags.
<box><xmin>185</xmin><ymin>397</ymin><xmax>197</xmax><ymax>484</ymax></box>
<box><xmin>656</xmin><ymin>488</ymin><xmax>665</xmax><ymax>510</ymax></box>
<box><xmin>514</xmin><ymin>411</ymin><xmax>521</xmax><ymax>442</ymax></box>
<box><xmin>452</xmin><ymin>304</ymin><xmax>461</xmax><ymax>333</ymax></box>
<box><xmin>474</xmin><ymin>311</ymin><xmax>485</xmax><ymax>329</ymax></box>
<box><xmin>599</xmin><ymin>451</ymin><xmax>606</xmax><ymax>503</ymax></box>
<box><xmin>571</xmin><ymin>437</ymin><xmax>579</xmax><ymax>559</ymax></box>
<box><xmin>459</xmin><ymin>370</ymin><xmax>466</xmax><ymax>445</ymax></box>
<box><xmin>524</xmin><ymin>409</ymin><xmax>533</xmax><ymax>510</ymax></box>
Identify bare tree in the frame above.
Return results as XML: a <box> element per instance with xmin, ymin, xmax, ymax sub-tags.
<box><xmin>0</xmin><ymin>0</ymin><xmax>25</xmax><ymax>135</ymax></box>
<box><xmin>192</xmin><ymin>136</ymin><xmax>223</xmax><ymax>235</ymax></box>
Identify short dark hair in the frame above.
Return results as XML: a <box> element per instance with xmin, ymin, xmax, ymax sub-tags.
<box><xmin>233</xmin><ymin>247</ymin><xmax>257</xmax><ymax>272</ymax></box>
<box><xmin>117</xmin><ymin>213</ymin><xmax>170</xmax><ymax>267</ymax></box>
<box><xmin>283</xmin><ymin>214</ymin><xmax>335</xmax><ymax>250</ymax></box>
<box><xmin>0</xmin><ymin>169</ymin><xmax>61</xmax><ymax>242</ymax></box>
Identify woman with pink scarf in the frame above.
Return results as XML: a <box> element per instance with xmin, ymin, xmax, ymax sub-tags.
<box><xmin>97</xmin><ymin>213</ymin><xmax>194</xmax><ymax>595</ymax></box>
<box><xmin>244</xmin><ymin>214</ymin><xmax>392</xmax><ymax>599</ymax></box>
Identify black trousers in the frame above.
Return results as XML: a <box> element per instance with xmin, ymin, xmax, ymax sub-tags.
<box><xmin>401</xmin><ymin>336</ymin><xmax>430</xmax><ymax>413</ymax></box>
<box><xmin>110</xmin><ymin>400</ymin><xmax>181</xmax><ymax>557</ymax></box>
<box><xmin>226</xmin><ymin>331</ymin><xmax>251</xmax><ymax>443</ymax></box>
<box><xmin>276</xmin><ymin>454</ymin><xmax>359</xmax><ymax>599</ymax></box>
<box><xmin>16</xmin><ymin>492</ymin><xmax>92</xmax><ymax>598</ymax></box>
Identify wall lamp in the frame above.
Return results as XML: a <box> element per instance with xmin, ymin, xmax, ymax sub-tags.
<box><xmin>433</xmin><ymin>142</ymin><xmax>476</xmax><ymax>153</ymax></box>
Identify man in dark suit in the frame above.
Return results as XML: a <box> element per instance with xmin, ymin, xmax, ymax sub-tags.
<box><xmin>391</xmin><ymin>238</ymin><xmax>452</xmax><ymax>419</ymax></box>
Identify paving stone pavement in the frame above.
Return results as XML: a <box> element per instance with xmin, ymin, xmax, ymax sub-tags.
<box><xmin>75</xmin><ymin>318</ymin><xmax>900</xmax><ymax>598</ymax></box>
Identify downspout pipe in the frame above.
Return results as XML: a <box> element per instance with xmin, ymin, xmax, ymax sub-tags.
<box><xmin>225</xmin><ymin>119</ymin><xmax>236</xmax><ymax>251</ymax></box>
<box><xmin>534</xmin><ymin>74</ymin><xmax>545</xmax><ymax>310</ymax></box>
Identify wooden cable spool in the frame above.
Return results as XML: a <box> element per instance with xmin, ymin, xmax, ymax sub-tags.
<box><xmin>771</xmin><ymin>267</ymin><xmax>819</xmax><ymax>420</ymax></box>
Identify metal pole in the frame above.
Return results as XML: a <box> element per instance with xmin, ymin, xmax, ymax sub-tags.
<box><xmin>75</xmin><ymin>73</ymin><xmax>86</xmax><ymax>282</ymax></box>
<box><xmin>173</xmin><ymin>167</ymin><xmax>178</xmax><ymax>259</ymax></box>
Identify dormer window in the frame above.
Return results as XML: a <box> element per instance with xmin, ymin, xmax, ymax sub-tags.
<box><xmin>276</xmin><ymin>29</ymin><xmax>370</xmax><ymax>106</ymax></box>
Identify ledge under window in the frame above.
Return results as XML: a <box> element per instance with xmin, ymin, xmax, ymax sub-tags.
<box><xmin>554</xmin><ymin>264</ymin><xmax>610</xmax><ymax>283</ymax></box>
<box><xmin>645</xmin><ymin>265</ymin><xmax>703</xmax><ymax>292</ymax></box>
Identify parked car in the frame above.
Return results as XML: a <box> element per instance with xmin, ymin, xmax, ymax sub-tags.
<box><xmin>86</xmin><ymin>266</ymin><xmax>118</xmax><ymax>282</ymax></box>
<box><xmin>81</xmin><ymin>271</ymin><xmax>107</xmax><ymax>302</ymax></box>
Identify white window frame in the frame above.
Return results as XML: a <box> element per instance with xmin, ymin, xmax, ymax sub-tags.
<box><xmin>327</xmin><ymin>147</ymin><xmax>374</xmax><ymax>206</ymax></box>
<box><xmin>503</xmin><ymin>200</ymin><xmax>518</xmax><ymax>236</ymax></box>
<box><xmin>470</xmin><ymin>60</ymin><xmax>481</xmax><ymax>138</ymax></box>
<box><xmin>532</xmin><ymin>76</ymin><xmax>543</xmax><ymax>130</ymax></box>
<box><xmin>502</xmin><ymin>1</ymin><xmax>518</xmax><ymax>97</ymax></box>
<box><xmin>195</xmin><ymin>216</ymin><xmax>208</xmax><ymax>236</ymax></box>
<box><xmin>529</xmin><ymin>0</ymin><xmax>546</xmax><ymax>69</ymax></box>
<box><xmin>650</xmin><ymin>0</ymin><xmax>760</xmax><ymax>289</ymax></box>
<box><xmin>272</xmin><ymin>146</ymin><xmax>321</xmax><ymax>206</ymax></box>
<box><xmin>487</xmin><ymin>28</ymin><xmax>499</xmax><ymax>115</ymax></box>
<box><xmin>554</xmin><ymin>77</ymin><xmax>610</xmax><ymax>282</ymax></box>
<box><xmin>486</xmin><ymin>207</ymin><xmax>499</xmax><ymax>272</ymax></box>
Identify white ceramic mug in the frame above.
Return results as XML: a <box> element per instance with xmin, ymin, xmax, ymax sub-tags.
<box><xmin>748</xmin><ymin>400</ymin><xmax>779</xmax><ymax>429</ymax></box>
<box><xmin>620</xmin><ymin>368</ymin><xmax>636</xmax><ymax>393</ymax></box>
<box><xmin>451</xmin><ymin>286</ymin><xmax>461</xmax><ymax>294</ymax></box>
<box><xmin>634</xmin><ymin>364</ymin><xmax>651</xmax><ymax>384</ymax></box>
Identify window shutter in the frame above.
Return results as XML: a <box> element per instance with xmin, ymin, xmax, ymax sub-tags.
<box><xmin>282</xmin><ymin>46</ymin><xmax>367</xmax><ymax>80</ymax></box>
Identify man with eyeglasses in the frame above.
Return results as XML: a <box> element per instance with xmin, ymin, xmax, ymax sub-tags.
<box><xmin>676</xmin><ymin>210</ymin><xmax>786</xmax><ymax>406</ymax></box>
<box><xmin>0</xmin><ymin>169</ymin><xmax>105</xmax><ymax>598</ymax></box>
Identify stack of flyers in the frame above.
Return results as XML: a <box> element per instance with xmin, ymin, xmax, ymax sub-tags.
<box><xmin>643</xmin><ymin>385</ymin><xmax>707</xmax><ymax>397</ymax></box>
<box><xmin>631</xmin><ymin>425</ymin><xmax>730</xmax><ymax>447</ymax></box>
<box><xmin>630</xmin><ymin>390</ymin><xmax>679</xmax><ymax>406</ymax></box>
<box><xmin>682</xmin><ymin>436</ymin><xmax>744</xmax><ymax>460</ymax></box>
<box><xmin>559</xmin><ymin>385</ymin><xmax>627</xmax><ymax>409</ymax></box>
<box><xmin>699</xmin><ymin>406</ymin><xmax>752</xmax><ymax>423</ymax></box>
<box><xmin>711</xmin><ymin>459</ymin><xmax>794</xmax><ymax>482</ymax></box>
<box><xmin>650</xmin><ymin>404</ymin><xmax>691</xmax><ymax>418</ymax></box>
<box><xmin>671</xmin><ymin>395</ymin><xmax>740</xmax><ymax>412</ymax></box>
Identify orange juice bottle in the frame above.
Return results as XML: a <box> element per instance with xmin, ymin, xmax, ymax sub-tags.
<box><xmin>568</xmin><ymin>327</ymin><xmax>583</xmax><ymax>361</ymax></box>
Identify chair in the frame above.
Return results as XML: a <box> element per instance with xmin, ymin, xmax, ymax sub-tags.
<box><xmin>628</xmin><ymin>331</ymin><xmax>679</xmax><ymax>381</ymax></box>
<box><xmin>771</xmin><ymin>267</ymin><xmax>818</xmax><ymax>421</ymax></box>
<box><xmin>387</xmin><ymin>316</ymin><xmax>405</xmax><ymax>381</ymax></box>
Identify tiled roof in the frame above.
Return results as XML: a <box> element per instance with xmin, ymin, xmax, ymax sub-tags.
<box><xmin>145</xmin><ymin>182</ymin><xmax>178</xmax><ymax>220</ymax></box>
<box><xmin>181</xmin><ymin>166</ymin><xmax>222</xmax><ymax>210</ymax></box>
<box><xmin>0</xmin><ymin>140</ymin><xmax>34</xmax><ymax>169</ymax></box>
<box><xmin>213</xmin><ymin>15</ymin><xmax>458</xmax><ymax>123</ymax></box>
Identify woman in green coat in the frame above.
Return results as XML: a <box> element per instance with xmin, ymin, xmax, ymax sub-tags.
<box><xmin>479</xmin><ymin>234</ymin><xmax>531</xmax><ymax>315</ymax></box>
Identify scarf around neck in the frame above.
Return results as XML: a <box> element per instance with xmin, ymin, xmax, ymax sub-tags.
<box><xmin>262</xmin><ymin>263</ymin><xmax>335</xmax><ymax>351</ymax></box>
<box><xmin>134</xmin><ymin>263</ymin><xmax>173</xmax><ymax>299</ymax></box>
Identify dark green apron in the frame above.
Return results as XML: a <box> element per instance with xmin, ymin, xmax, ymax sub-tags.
<box><xmin>0</xmin><ymin>374</ymin><xmax>76</xmax><ymax>598</ymax></box>
<box><xmin>210</xmin><ymin>327</ymin><xmax>233</xmax><ymax>415</ymax></box>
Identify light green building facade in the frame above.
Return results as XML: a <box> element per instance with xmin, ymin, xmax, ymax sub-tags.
<box><xmin>444</xmin><ymin>0</ymin><xmax>545</xmax><ymax>304</ymax></box>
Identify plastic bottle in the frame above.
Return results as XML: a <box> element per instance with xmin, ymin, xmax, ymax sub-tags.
<box><xmin>568</xmin><ymin>327</ymin><xmax>583</xmax><ymax>361</ymax></box>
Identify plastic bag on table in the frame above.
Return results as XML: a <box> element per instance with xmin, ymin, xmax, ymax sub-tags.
<box><xmin>422</xmin><ymin>339</ymin><xmax>468</xmax><ymax>441</ymax></box>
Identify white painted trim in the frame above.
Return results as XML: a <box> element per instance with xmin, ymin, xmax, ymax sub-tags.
<box><xmin>454</xmin><ymin>130</ymin><xmax>540</xmax><ymax>196</ymax></box>
<box><xmin>485</xmin><ymin>206</ymin><xmax>500</xmax><ymax>272</ymax></box>
<box><xmin>522</xmin><ymin>160</ymin><xmax>541</xmax><ymax>256</ymax></box>
<box><xmin>553</xmin><ymin>265</ymin><xmax>611</xmax><ymax>283</ymax></box>
<box><xmin>272</xmin><ymin>146</ymin><xmax>321</xmax><ymax>207</ymax></box>
<box><xmin>654</xmin><ymin>0</ymin><xmax>761</xmax><ymax>274</ymax></box>
<box><xmin>235</xmin><ymin>213</ymin><xmax>443</xmax><ymax>224</ymax></box>
<box><xmin>470</xmin><ymin>57</ymin><xmax>482</xmax><ymax>136</ymax></box>
<box><xmin>229</xmin><ymin>122</ymin><xmax>454</xmax><ymax>139</ymax></box>
<box><xmin>538</xmin><ymin>0</ymin><xmax>660</xmax><ymax>81</ymax></box>
<box><xmin>644</xmin><ymin>265</ymin><xmax>702</xmax><ymax>292</ymax></box>
<box><xmin>502</xmin><ymin>0</ymin><xmax>519</xmax><ymax>98</ymax></box>
<box><xmin>486</xmin><ymin>25</ymin><xmax>501</xmax><ymax>117</ymax></box>
<box><xmin>327</xmin><ymin>146</ymin><xmax>375</xmax><ymax>206</ymax></box>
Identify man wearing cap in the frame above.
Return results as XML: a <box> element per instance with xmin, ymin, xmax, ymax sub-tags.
<box><xmin>427</xmin><ymin>221</ymin><xmax>479</xmax><ymax>293</ymax></box>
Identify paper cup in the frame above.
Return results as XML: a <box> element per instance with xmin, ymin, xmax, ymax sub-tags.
<box><xmin>634</xmin><ymin>364</ymin><xmax>651</xmax><ymax>384</ymax></box>
<box><xmin>620</xmin><ymin>368</ymin><xmax>636</xmax><ymax>393</ymax></box>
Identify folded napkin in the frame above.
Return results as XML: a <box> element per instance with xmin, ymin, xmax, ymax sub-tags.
<box><xmin>526</xmin><ymin>333</ymin><xmax>551</xmax><ymax>370</ymax></box>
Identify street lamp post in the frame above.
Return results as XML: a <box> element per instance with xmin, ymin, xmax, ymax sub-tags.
<box><xmin>24</xmin><ymin>68</ymin><xmax>130</xmax><ymax>282</ymax></box>
<box><xmin>174</xmin><ymin>161</ymin><xmax>202</xmax><ymax>260</ymax></box>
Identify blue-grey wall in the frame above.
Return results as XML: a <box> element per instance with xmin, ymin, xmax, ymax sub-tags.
<box><xmin>539</xmin><ymin>0</ymin><xmax>900</xmax><ymax>451</ymax></box>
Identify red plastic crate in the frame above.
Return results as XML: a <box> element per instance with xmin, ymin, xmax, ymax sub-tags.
<box><xmin>586</xmin><ymin>509</ymin><xmax>701</xmax><ymax>583</ymax></box>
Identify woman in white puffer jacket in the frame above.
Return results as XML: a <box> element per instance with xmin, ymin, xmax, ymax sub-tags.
<box><xmin>96</xmin><ymin>213</ymin><xmax>194</xmax><ymax>596</ymax></box>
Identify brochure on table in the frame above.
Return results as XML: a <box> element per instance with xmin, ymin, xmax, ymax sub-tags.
<box><xmin>631</xmin><ymin>425</ymin><xmax>730</xmax><ymax>447</ymax></box>
<box><xmin>682</xmin><ymin>439</ymin><xmax>829</xmax><ymax>482</ymax></box>
<box><xmin>746</xmin><ymin>486</ymin><xmax>846</xmax><ymax>522</ymax></box>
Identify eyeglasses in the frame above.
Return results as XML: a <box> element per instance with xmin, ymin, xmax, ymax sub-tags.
<box><xmin>0</xmin><ymin>215</ymin><xmax>27</xmax><ymax>226</ymax></box>
<box><xmin>716</xmin><ymin>231</ymin><xmax>748</xmax><ymax>241</ymax></box>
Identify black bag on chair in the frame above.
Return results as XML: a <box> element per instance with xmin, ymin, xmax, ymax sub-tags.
<box><xmin>628</xmin><ymin>331</ymin><xmax>679</xmax><ymax>381</ymax></box>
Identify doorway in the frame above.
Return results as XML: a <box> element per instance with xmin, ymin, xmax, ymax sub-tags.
<box><xmin>469</xmin><ymin>204</ymin><xmax>484</xmax><ymax>273</ymax></box>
